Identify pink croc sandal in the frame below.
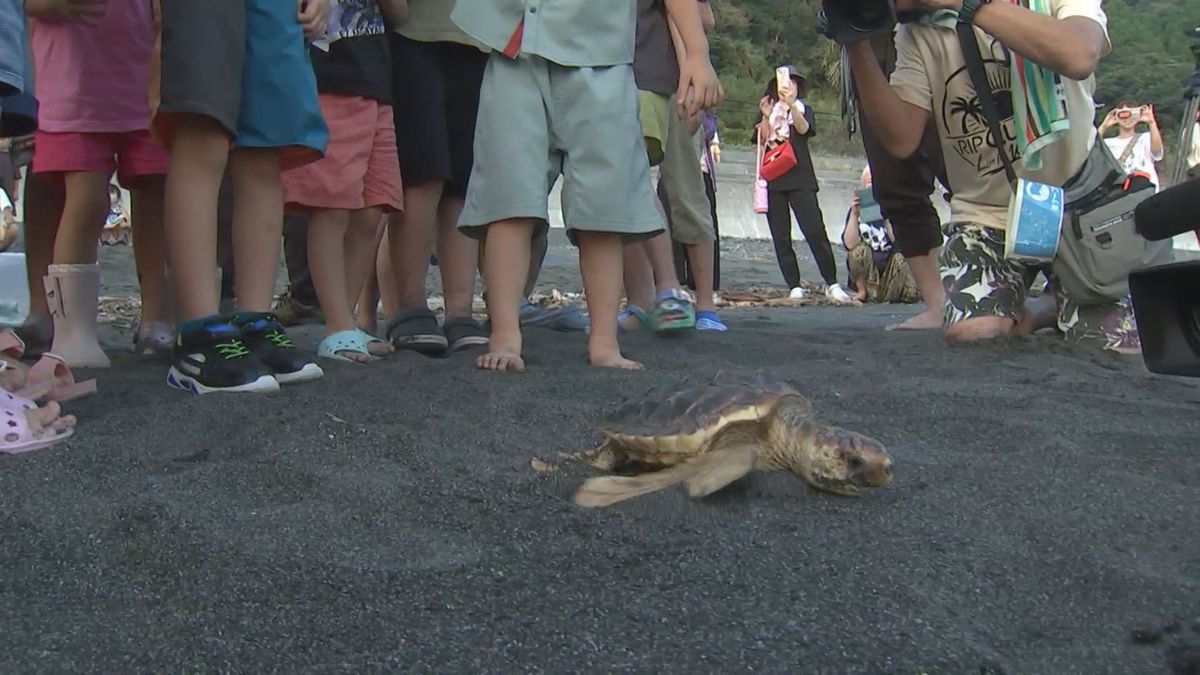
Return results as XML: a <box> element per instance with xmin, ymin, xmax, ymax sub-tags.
<box><xmin>26</xmin><ymin>353</ymin><xmax>97</xmax><ymax>403</ymax></box>
<box><xmin>0</xmin><ymin>389</ymin><xmax>75</xmax><ymax>454</ymax></box>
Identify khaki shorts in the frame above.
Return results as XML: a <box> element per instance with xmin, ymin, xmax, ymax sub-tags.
<box><xmin>459</xmin><ymin>54</ymin><xmax>662</xmax><ymax>245</ymax></box>
<box><xmin>658</xmin><ymin>108</ymin><xmax>715</xmax><ymax>245</ymax></box>
<box><xmin>638</xmin><ymin>90</ymin><xmax>671</xmax><ymax>167</ymax></box>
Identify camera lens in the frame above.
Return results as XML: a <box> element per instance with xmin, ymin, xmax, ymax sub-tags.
<box><xmin>845</xmin><ymin>0</ymin><xmax>891</xmax><ymax>30</ymax></box>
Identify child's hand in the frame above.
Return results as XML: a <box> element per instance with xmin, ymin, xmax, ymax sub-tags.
<box><xmin>1141</xmin><ymin>104</ymin><xmax>1157</xmax><ymax>127</ymax></box>
<box><xmin>25</xmin><ymin>0</ymin><xmax>106</xmax><ymax>24</ymax></box>
<box><xmin>676</xmin><ymin>54</ymin><xmax>723</xmax><ymax>118</ymax></box>
<box><xmin>297</xmin><ymin>0</ymin><xmax>329</xmax><ymax>40</ymax></box>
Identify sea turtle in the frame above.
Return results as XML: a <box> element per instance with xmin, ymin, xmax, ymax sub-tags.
<box><xmin>557</xmin><ymin>374</ymin><xmax>893</xmax><ymax>508</ymax></box>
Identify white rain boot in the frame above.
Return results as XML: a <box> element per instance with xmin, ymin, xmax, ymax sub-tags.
<box><xmin>44</xmin><ymin>263</ymin><xmax>111</xmax><ymax>368</ymax></box>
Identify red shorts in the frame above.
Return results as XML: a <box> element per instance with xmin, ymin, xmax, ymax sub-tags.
<box><xmin>31</xmin><ymin>130</ymin><xmax>169</xmax><ymax>189</ymax></box>
<box><xmin>282</xmin><ymin>94</ymin><xmax>403</xmax><ymax>213</ymax></box>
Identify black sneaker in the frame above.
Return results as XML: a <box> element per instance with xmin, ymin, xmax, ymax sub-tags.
<box><xmin>231</xmin><ymin>312</ymin><xmax>323</xmax><ymax>385</ymax></box>
<box><xmin>167</xmin><ymin>317</ymin><xmax>280</xmax><ymax>395</ymax></box>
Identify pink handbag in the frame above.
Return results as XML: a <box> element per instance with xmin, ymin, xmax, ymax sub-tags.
<box><xmin>753</xmin><ymin>136</ymin><xmax>769</xmax><ymax>214</ymax></box>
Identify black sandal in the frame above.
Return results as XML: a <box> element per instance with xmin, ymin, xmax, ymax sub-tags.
<box><xmin>443</xmin><ymin>316</ymin><xmax>489</xmax><ymax>352</ymax></box>
<box><xmin>387</xmin><ymin>307</ymin><xmax>449</xmax><ymax>357</ymax></box>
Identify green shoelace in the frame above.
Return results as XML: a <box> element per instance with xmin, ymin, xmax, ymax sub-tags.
<box><xmin>214</xmin><ymin>340</ymin><xmax>251</xmax><ymax>360</ymax></box>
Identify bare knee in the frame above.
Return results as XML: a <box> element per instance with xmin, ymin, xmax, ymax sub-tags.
<box><xmin>944</xmin><ymin>316</ymin><xmax>1016</xmax><ymax>343</ymax></box>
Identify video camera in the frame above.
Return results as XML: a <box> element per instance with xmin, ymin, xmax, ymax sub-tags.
<box><xmin>817</xmin><ymin>0</ymin><xmax>897</xmax><ymax>44</ymax></box>
<box><xmin>1130</xmin><ymin>181</ymin><xmax>1200</xmax><ymax>378</ymax></box>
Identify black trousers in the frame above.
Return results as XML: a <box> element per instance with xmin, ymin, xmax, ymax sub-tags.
<box><xmin>766</xmin><ymin>189</ymin><xmax>838</xmax><ymax>288</ymax></box>
<box><xmin>660</xmin><ymin>172</ymin><xmax>721</xmax><ymax>291</ymax></box>
<box><xmin>854</xmin><ymin>35</ymin><xmax>949</xmax><ymax>258</ymax></box>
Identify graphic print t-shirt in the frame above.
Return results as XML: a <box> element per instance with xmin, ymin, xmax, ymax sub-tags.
<box><xmin>890</xmin><ymin>0</ymin><xmax>1108</xmax><ymax>231</ymax></box>
<box><xmin>312</xmin><ymin>0</ymin><xmax>392</xmax><ymax>104</ymax></box>
<box><xmin>1103</xmin><ymin>132</ymin><xmax>1162</xmax><ymax>190</ymax></box>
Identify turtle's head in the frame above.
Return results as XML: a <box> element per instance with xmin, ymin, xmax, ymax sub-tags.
<box><xmin>771</xmin><ymin>418</ymin><xmax>892</xmax><ymax>496</ymax></box>
<box><xmin>803</xmin><ymin>426</ymin><xmax>892</xmax><ymax>495</ymax></box>
<box><xmin>763</xmin><ymin>397</ymin><xmax>892</xmax><ymax>495</ymax></box>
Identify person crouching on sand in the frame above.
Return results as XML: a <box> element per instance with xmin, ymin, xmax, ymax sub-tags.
<box><xmin>846</xmin><ymin>0</ymin><xmax>1141</xmax><ymax>354</ymax></box>
<box><xmin>842</xmin><ymin>166</ymin><xmax>920</xmax><ymax>305</ymax></box>
<box><xmin>450</xmin><ymin>0</ymin><xmax>723</xmax><ymax>373</ymax></box>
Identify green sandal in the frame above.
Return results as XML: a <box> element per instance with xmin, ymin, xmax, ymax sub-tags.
<box><xmin>650</xmin><ymin>289</ymin><xmax>696</xmax><ymax>334</ymax></box>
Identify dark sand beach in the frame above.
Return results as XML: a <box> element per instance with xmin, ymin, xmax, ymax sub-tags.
<box><xmin>2</xmin><ymin>234</ymin><xmax>1198</xmax><ymax>673</ymax></box>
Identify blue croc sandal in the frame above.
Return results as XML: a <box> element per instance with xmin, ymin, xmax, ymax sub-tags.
<box><xmin>696</xmin><ymin>311</ymin><xmax>728</xmax><ymax>332</ymax></box>
<box><xmin>318</xmin><ymin>330</ymin><xmax>376</xmax><ymax>363</ymax></box>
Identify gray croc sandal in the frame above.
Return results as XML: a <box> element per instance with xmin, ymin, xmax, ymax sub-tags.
<box><xmin>387</xmin><ymin>307</ymin><xmax>449</xmax><ymax>357</ymax></box>
<box><xmin>444</xmin><ymin>316</ymin><xmax>489</xmax><ymax>352</ymax></box>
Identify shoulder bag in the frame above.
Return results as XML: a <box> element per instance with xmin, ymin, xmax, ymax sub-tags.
<box><xmin>956</xmin><ymin>22</ymin><xmax>1154</xmax><ymax>305</ymax></box>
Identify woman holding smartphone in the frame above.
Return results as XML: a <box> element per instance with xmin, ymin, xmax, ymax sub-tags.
<box><xmin>755</xmin><ymin>65</ymin><xmax>853</xmax><ymax>303</ymax></box>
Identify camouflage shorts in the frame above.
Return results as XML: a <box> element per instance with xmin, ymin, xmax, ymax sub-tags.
<box><xmin>940</xmin><ymin>224</ymin><xmax>1141</xmax><ymax>351</ymax></box>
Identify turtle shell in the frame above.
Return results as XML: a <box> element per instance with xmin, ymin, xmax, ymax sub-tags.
<box><xmin>598</xmin><ymin>374</ymin><xmax>805</xmax><ymax>463</ymax></box>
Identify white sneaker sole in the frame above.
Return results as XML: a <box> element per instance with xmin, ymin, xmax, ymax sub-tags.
<box><xmin>167</xmin><ymin>368</ymin><xmax>281</xmax><ymax>395</ymax></box>
<box><xmin>274</xmin><ymin>362</ymin><xmax>324</xmax><ymax>385</ymax></box>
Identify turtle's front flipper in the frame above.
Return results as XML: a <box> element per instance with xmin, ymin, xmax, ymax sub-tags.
<box><xmin>684</xmin><ymin>445</ymin><xmax>757</xmax><ymax>498</ymax></box>
<box><xmin>573</xmin><ymin>463</ymin><xmax>700</xmax><ymax>508</ymax></box>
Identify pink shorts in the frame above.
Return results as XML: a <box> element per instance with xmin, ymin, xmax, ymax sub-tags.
<box><xmin>32</xmin><ymin>130</ymin><xmax>169</xmax><ymax>189</ymax></box>
<box><xmin>282</xmin><ymin>94</ymin><xmax>403</xmax><ymax>213</ymax></box>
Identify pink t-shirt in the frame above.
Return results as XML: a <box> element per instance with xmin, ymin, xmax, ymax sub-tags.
<box><xmin>31</xmin><ymin>1</ymin><xmax>156</xmax><ymax>134</ymax></box>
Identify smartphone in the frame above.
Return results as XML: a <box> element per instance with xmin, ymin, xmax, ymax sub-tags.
<box><xmin>776</xmin><ymin>67</ymin><xmax>790</xmax><ymax>94</ymax></box>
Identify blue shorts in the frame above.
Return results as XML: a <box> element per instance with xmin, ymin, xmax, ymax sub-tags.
<box><xmin>154</xmin><ymin>0</ymin><xmax>328</xmax><ymax>169</ymax></box>
<box><xmin>0</xmin><ymin>0</ymin><xmax>36</xmax><ymax>137</ymax></box>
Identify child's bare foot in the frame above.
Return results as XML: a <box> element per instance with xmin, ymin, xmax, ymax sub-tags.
<box><xmin>588</xmin><ymin>345</ymin><xmax>644</xmax><ymax>371</ymax></box>
<box><xmin>362</xmin><ymin>333</ymin><xmax>394</xmax><ymax>357</ymax></box>
<box><xmin>477</xmin><ymin>344</ymin><xmax>525</xmax><ymax>373</ymax></box>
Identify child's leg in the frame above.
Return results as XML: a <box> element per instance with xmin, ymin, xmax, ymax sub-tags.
<box><xmin>622</xmin><ymin>243</ymin><xmax>655</xmax><ymax>322</ymax></box>
<box><xmin>436</xmin><ymin>196</ymin><xmax>479</xmax><ymax>319</ymax></box>
<box><xmin>477</xmin><ymin>219</ymin><xmax>535</xmax><ymax>372</ymax></box>
<box><xmin>307</xmin><ymin>208</ymin><xmax>376</xmax><ymax>362</ymax></box>
<box><xmin>163</xmin><ymin>117</ymin><xmax>230</xmax><ymax>321</ymax></box>
<box><xmin>228</xmin><ymin>147</ymin><xmax>283</xmax><ymax>313</ymax></box>
<box><xmin>555</xmin><ymin>64</ymin><xmax>663</xmax><ymax>354</ymax></box>
<box><xmin>18</xmin><ymin>173</ymin><xmax>62</xmax><ymax>350</ymax></box>
<box><xmin>51</xmin><ymin>172</ymin><xmax>108</xmax><ymax>264</ymax></box>
<box><xmin>375</xmin><ymin>228</ymin><xmax>399</xmax><ymax>316</ymax></box>
<box><xmin>354</xmin><ymin>226</ymin><xmax>386</xmax><ymax>333</ymax></box>
<box><xmin>33</xmin><ymin>131</ymin><xmax>119</xmax><ymax>368</ymax></box>
<box><xmin>116</xmin><ymin>131</ymin><xmax>173</xmax><ymax>332</ymax></box>
<box><xmin>42</xmin><ymin>170</ymin><xmax>110</xmax><ymax>368</ymax></box>
<box><xmin>129</xmin><ymin>178</ymin><xmax>170</xmax><ymax>325</ymax></box>
<box><xmin>388</xmin><ymin>181</ymin><xmax>442</xmax><ymax>310</ymax></box>
<box><xmin>643</xmin><ymin>200</ymin><xmax>684</xmax><ymax>295</ymax></box>
<box><xmin>579</xmin><ymin>232</ymin><xmax>642</xmax><ymax>370</ymax></box>
<box><xmin>345</xmin><ymin>209</ymin><xmax>391</xmax><ymax>356</ymax></box>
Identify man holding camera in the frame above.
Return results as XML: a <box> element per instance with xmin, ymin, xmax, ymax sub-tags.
<box><xmin>842</xmin><ymin>0</ymin><xmax>1139</xmax><ymax>352</ymax></box>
